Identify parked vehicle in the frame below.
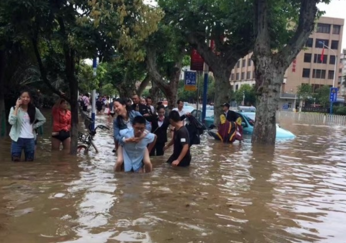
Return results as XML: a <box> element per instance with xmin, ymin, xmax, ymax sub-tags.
<box><xmin>191</xmin><ymin>109</ymin><xmax>295</xmax><ymax>139</ymax></box>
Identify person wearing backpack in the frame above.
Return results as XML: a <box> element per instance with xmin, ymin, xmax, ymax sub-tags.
<box><xmin>8</xmin><ymin>90</ymin><xmax>46</xmax><ymax>161</ymax></box>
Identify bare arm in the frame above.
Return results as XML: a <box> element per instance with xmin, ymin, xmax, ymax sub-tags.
<box><xmin>176</xmin><ymin>144</ymin><xmax>189</xmax><ymax>164</ymax></box>
<box><xmin>147</xmin><ymin>135</ymin><xmax>157</xmax><ymax>153</ymax></box>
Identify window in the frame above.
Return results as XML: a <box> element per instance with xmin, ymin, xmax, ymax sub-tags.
<box><xmin>330</xmin><ymin>55</ymin><xmax>336</xmax><ymax>64</ymax></box>
<box><xmin>242</xmin><ymin>59</ymin><xmax>246</xmax><ymax>67</ymax></box>
<box><xmin>312</xmin><ymin>69</ymin><xmax>326</xmax><ymax>79</ymax></box>
<box><xmin>333</xmin><ymin>25</ymin><xmax>341</xmax><ymax>34</ymax></box>
<box><xmin>315</xmin><ymin>39</ymin><xmax>329</xmax><ymax>48</ymax></box>
<box><xmin>339</xmin><ymin>68</ymin><xmax>342</xmax><ymax>73</ymax></box>
<box><xmin>236</xmin><ymin>61</ymin><xmax>240</xmax><ymax>68</ymax></box>
<box><xmin>247</xmin><ymin>71</ymin><xmax>251</xmax><ymax>79</ymax></box>
<box><xmin>316</xmin><ymin>23</ymin><xmax>331</xmax><ymax>33</ymax></box>
<box><xmin>314</xmin><ymin>54</ymin><xmax>327</xmax><ymax>64</ymax></box>
<box><xmin>241</xmin><ymin>72</ymin><xmax>245</xmax><ymax>79</ymax></box>
<box><xmin>248</xmin><ymin>59</ymin><xmax>252</xmax><ymax>66</ymax></box>
<box><xmin>231</xmin><ymin>74</ymin><xmax>234</xmax><ymax>80</ymax></box>
<box><xmin>236</xmin><ymin>73</ymin><xmax>240</xmax><ymax>80</ymax></box>
<box><xmin>305</xmin><ymin>38</ymin><xmax>313</xmax><ymax>47</ymax></box>
<box><xmin>328</xmin><ymin>70</ymin><xmax>334</xmax><ymax>79</ymax></box>
<box><xmin>253</xmin><ymin>71</ymin><xmax>255</xmax><ymax>79</ymax></box>
<box><xmin>235</xmin><ymin>84</ymin><xmax>239</xmax><ymax>91</ymax></box>
<box><xmin>302</xmin><ymin>68</ymin><xmax>310</xmax><ymax>78</ymax></box>
<box><xmin>331</xmin><ymin>40</ymin><xmax>339</xmax><ymax>50</ymax></box>
<box><xmin>304</xmin><ymin>53</ymin><xmax>312</xmax><ymax>62</ymax></box>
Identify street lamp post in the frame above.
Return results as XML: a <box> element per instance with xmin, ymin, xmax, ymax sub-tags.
<box><xmin>319</xmin><ymin>41</ymin><xmax>338</xmax><ymax>88</ymax></box>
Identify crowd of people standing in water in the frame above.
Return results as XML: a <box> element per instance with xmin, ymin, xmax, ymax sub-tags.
<box><xmin>7</xmin><ymin>90</ymin><xmax>242</xmax><ymax>173</ymax></box>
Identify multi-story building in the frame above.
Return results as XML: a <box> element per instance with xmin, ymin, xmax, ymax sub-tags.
<box><xmin>230</xmin><ymin>16</ymin><xmax>344</xmax><ymax>102</ymax></box>
<box><xmin>339</xmin><ymin>49</ymin><xmax>346</xmax><ymax>96</ymax></box>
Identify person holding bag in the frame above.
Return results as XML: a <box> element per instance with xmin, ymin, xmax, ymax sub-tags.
<box><xmin>8</xmin><ymin>90</ymin><xmax>46</xmax><ymax>161</ymax></box>
<box><xmin>51</xmin><ymin>98</ymin><xmax>71</xmax><ymax>151</ymax></box>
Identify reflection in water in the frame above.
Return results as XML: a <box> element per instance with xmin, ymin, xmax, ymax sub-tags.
<box><xmin>0</xmin><ymin>112</ymin><xmax>346</xmax><ymax>242</ymax></box>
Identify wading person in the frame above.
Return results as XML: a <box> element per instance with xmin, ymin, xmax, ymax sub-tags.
<box><xmin>115</xmin><ymin>116</ymin><xmax>157</xmax><ymax>173</ymax></box>
<box><xmin>8</xmin><ymin>91</ymin><xmax>46</xmax><ymax>161</ymax></box>
<box><xmin>51</xmin><ymin>98</ymin><xmax>71</xmax><ymax>151</ymax></box>
<box><xmin>151</xmin><ymin>106</ymin><xmax>170</xmax><ymax>156</ymax></box>
<box><xmin>222</xmin><ymin>103</ymin><xmax>239</xmax><ymax>122</ymax></box>
<box><xmin>164</xmin><ymin>110</ymin><xmax>191</xmax><ymax>167</ymax></box>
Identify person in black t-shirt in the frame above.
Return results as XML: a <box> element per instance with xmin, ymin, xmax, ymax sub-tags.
<box><xmin>164</xmin><ymin>110</ymin><xmax>191</xmax><ymax>167</ymax></box>
<box><xmin>222</xmin><ymin>103</ymin><xmax>239</xmax><ymax>122</ymax></box>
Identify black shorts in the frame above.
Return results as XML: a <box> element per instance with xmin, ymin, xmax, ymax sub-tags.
<box><xmin>167</xmin><ymin>154</ymin><xmax>191</xmax><ymax>167</ymax></box>
<box><xmin>52</xmin><ymin>130</ymin><xmax>70</xmax><ymax>142</ymax></box>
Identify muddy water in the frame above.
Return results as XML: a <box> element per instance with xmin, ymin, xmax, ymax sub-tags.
<box><xmin>0</xmin><ymin>113</ymin><xmax>346</xmax><ymax>243</ymax></box>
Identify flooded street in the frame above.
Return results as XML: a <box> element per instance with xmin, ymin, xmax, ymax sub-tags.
<box><xmin>1</xmin><ymin>112</ymin><xmax>346</xmax><ymax>243</ymax></box>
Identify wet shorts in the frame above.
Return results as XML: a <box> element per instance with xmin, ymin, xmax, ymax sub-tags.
<box><xmin>52</xmin><ymin>130</ymin><xmax>70</xmax><ymax>142</ymax></box>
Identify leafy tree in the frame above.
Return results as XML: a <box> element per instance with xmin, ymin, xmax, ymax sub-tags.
<box><xmin>313</xmin><ymin>85</ymin><xmax>330</xmax><ymax>108</ymax></box>
<box><xmin>251</xmin><ymin>0</ymin><xmax>329</xmax><ymax>144</ymax></box>
<box><xmin>297</xmin><ymin>84</ymin><xmax>313</xmax><ymax>102</ymax></box>
<box><xmin>234</xmin><ymin>84</ymin><xmax>256</xmax><ymax>106</ymax></box>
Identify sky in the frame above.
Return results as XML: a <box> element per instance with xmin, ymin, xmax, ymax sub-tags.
<box><xmin>318</xmin><ymin>0</ymin><xmax>346</xmax><ymax>49</ymax></box>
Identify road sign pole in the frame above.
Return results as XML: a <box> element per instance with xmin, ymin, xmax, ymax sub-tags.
<box><xmin>330</xmin><ymin>101</ymin><xmax>333</xmax><ymax>114</ymax></box>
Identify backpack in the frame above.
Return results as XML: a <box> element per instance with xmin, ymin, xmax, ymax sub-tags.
<box><xmin>185</xmin><ymin>115</ymin><xmax>206</xmax><ymax>146</ymax></box>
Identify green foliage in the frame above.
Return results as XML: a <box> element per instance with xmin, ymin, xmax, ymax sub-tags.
<box><xmin>335</xmin><ymin>106</ymin><xmax>346</xmax><ymax>116</ymax></box>
<box><xmin>313</xmin><ymin>85</ymin><xmax>330</xmax><ymax>108</ymax></box>
<box><xmin>297</xmin><ymin>84</ymin><xmax>313</xmax><ymax>101</ymax></box>
<box><xmin>234</xmin><ymin>84</ymin><xmax>256</xmax><ymax>106</ymax></box>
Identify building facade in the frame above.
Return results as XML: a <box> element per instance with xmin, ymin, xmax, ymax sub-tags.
<box><xmin>339</xmin><ymin>49</ymin><xmax>346</xmax><ymax>96</ymax></box>
<box><xmin>230</xmin><ymin>17</ymin><xmax>344</xmax><ymax>98</ymax></box>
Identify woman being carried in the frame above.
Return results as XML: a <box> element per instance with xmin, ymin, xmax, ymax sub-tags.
<box><xmin>51</xmin><ymin>98</ymin><xmax>71</xmax><ymax>151</ymax></box>
<box><xmin>8</xmin><ymin>91</ymin><xmax>46</xmax><ymax>161</ymax></box>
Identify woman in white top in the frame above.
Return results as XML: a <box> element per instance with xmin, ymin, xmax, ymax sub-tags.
<box><xmin>8</xmin><ymin>91</ymin><xmax>46</xmax><ymax>161</ymax></box>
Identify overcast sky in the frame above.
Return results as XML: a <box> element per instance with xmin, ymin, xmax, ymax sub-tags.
<box><xmin>318</xmin><ymin>0</ymin><xmax>346</xmax><ymax>49</ymax></box>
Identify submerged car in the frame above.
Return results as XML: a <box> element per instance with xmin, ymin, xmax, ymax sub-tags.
<box><xmin>191</xmin><ymin>109</ymin><xmax>295</xmax><ymax>139</ymax></box>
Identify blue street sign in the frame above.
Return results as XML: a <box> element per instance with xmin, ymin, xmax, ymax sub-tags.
<box><xmin>184</xmin><ymin>71</ymin><xmax>197</xmax><ymax>85</ymax></box>
<box><xmin>329</xmin><ymin>87</ymin><xmax>338</xmax><ymax>103</ymax></box>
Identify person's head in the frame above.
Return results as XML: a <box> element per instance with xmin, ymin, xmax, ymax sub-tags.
<box><xmin>168</xmin><ymin>110</ymin><xmax>181</xmax><ymax>127</ymax></box>
<box><xmin>222</xmin><ymin>103</ymin><xmax>230</xmax><ymax>112</ymax></box>
<box><xmin>146</xmin><ymin>97</ymin><xmax>152</xmax><ymax>106</ymax></box>
<box><xmin>114</xmin><ymin>98</ymin><xmax>131</xmax><ymax>117</ymax></box>
<box><xmin>85</xmin><ymin>93</ymin><xmax>90</xmax><ymax>98</ymax></box>
<box><xmin>157</xmin><ymin>101</ymin><xmax>163</xmax><ymax>107</ymax></box>
<box><xmin>19</xmin><ymin>90</ymin><xmax>36</xmax><ymax>123</ymax></box>
<box><xmin>177</xmin><ymin>99</ymin><xmax>184</xmax><ymax>110</ymax></box>
<box><xmin>132</xmin><ymin>94</ymin><xmax>140</xmax><ymax>105</ymax></box>
<box><xmin>141</xmin><ymin>98</ymin><xmax>146</xmax><ymax>105</ymax></box>
<box><xmin>132</xmin><ymin>116</ymin><xmax>146</xmax><ymax>137</ymax></box>
<box><xmin>126</xmin><ymin>98</ymin><xmax>132</xmax><ymax>106</ymax></box>
<box><xmin>59</xmin><ymin>99</ymin><xmax>68</xmax><ymax>110</ymax></box>
<box><xmin>157</xmin><ymin>106</ymin><xmax>165</xmax><ymax>117</ymax></box>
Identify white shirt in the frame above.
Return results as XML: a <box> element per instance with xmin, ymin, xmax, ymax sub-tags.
<box><xmin>20</xmin><ymin>112</ymin><xmax>34</xmax><ymax>139</ymax></box>
<box><xmin>173</xmin><ymin>108</ymin><xmax>186</xmax><ymax>117</ymax></box>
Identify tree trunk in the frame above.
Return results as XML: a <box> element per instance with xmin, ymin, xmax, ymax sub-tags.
<box><xmin>149</xmin><ymin>81</ymin><xmax>160</xmax><ymax>105</ymax></box>
<box><xmin>213</xmin><ymin>69</ymin><xmax>231</xmax><ymax>125</ymax></box>
<box><xmin>69</xmin><ymin>76</ymin><xmax>79</xmax><ymax>155</ymax></box>
<box><xmin>252</xmin><ymin>57</ymin><xmax>284</xmax><ymax>144</ymax></box>
<box><xmin>136</xmin><ymin>74</ymin><xmax>150</xmax><ymax>97</ymax></box>
<box><xmin>0</xmin><ymin>50</ymin><xmax>6</xmax><ymax>138</ymax></box>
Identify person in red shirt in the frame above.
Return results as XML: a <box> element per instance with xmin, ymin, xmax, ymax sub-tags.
<box><xmin>51</xmin><ymin>99</ymin><xmax>71</xmax><ymax>151</ymax></box>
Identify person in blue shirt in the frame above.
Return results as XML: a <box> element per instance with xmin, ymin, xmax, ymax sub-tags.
<box><xmin>114</xmin><ymin>116</ymin><xmax>157</xmax><ymax>173</ymax></box>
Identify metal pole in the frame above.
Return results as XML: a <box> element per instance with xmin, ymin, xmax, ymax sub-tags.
<box><xmin>333</xmin><ymin>54</ymin><xmax>337</xmax><ymax>88</ymax></box>
<box><xmin>92</xmin><ymin>57</ymin><xmax>97</xmax><ymax>130</ymax></box>
<box><xmin>196</xmin><ymin>71</ymin><xmax>200</xmax><ymax>111</ymax></box>
<box><xmin>202</xmin><ymin>70</ymin><xmax>208</xmax><ymax>122</ymax></box>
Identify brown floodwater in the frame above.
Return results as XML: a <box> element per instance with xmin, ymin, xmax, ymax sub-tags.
<box><xmin>0</xmin><ymin>111</ymin><xmax>346</xmax><ymax>243</ymax></box>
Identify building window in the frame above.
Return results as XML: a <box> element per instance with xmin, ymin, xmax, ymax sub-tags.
<box><xmin>302</xmin><ymin>68</ymin><xmax>310</xmax><ymax>78</ymax></box>
<box><xmin>231</xmin><ymin>74</ymin><xmax>234</xmax><ymax>80</ymax></box>
<box><xmin>328</xmin><ymin>70</ymin><xmax>334</xmax><ymax>79</ymax></box>
<box><xmin>248</xmin><ymin>59</ymin><xmax>252</xmax><ymax>66</ymax></box>
<box><xmin>330</xmin><ymin>55</ymin><xmax>336</xmax><ymax>64</ymax></box>
<box><xmin>304</xmin><ymin>53</ymin><xmax>312</xmax><ymax>63</ymax></box>
<box><xmin>246</xmin><ymin>71</ymin><xmax>250</xmax><ymax>79</ymax></box>
<box><xmin>331</xmin><ymin>40</ymin><xmax>339</xmax><ymax>50</ymax></box>
<box><xmin>236</xmin><ymin>73</ymin><xmax>240</xmax><ymax>80</ymax></box>
<box><xmin>253</xmin><ymin>71</ymin><xmax>255</xmax><ymax>79</ymax></box>
<box><xmin>312</xmin><ymin>69</ymin><xmax>326</xmax><ymax>79</ymax></box>
<box><xmin>236</xmin><ymin>61</ymin><xmax>240</xmax><ymax>68</ymax></box>
<box><xmin>315</xmin><ymin>39</ymin><xmax>329</xmax><ymax>48</ymax></box>
<box><xmin>333</xmin><ymin>25</ymin><xmax>341</xmax><ymax>34</ymax></box>
<box><xmin>339</xmin><ymin>68</ymin><xmax>342</xmax><ymax>73</ymax></box>
<box><xmin>241</xmin><ymin>72</ymin><xmax>245</xmax><ymax>80</ymax></box>
<box><xmin>305</xmin><ymin>38</ymin><xmax>313</xmax><ymax>47</ymax></box>
<box><xmin>314</xmin><ymin>54</ymin><xmax>327</xmax><ymax>64</ymax></box>
<box><xmin>242</xmin><ymin>59</ymin><xmax>246</xmax><ymax>67</ymax></box>
<box><xmin>235</xmin><ymin>84</ymin><xmax>239</xmax><ymax>91</ymax></box>
<box><xmin>316</xmin><ymin>23</ymin><xmax>331</xmax><ymax>33</ymax></box>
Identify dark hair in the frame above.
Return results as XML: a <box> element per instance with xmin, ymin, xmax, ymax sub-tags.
<box><xmin>169</xmin><ymin>110</ymin><xmax>181</xmax><ymax>122</ymax></box>
<box><xmin>177</xmin><ymin>99</ymin><xmax>183</xmax><ymax>105</ymax></box>
<box><xmin>20</xmin><ymin>90</ymin><xmax>36</xmax><ymax>124</ymax></box>
<box><xmin>157</xmin><ymin>101</ymin><xmax>163</xmax><ymax>106</ymax></box>
<box><xmin>146</xmin><ymin>96</ymin><xmax>152</xmax><ymax>101</ymax></box>
<box><xmin>132</xmin><ymin>116</ymin><xmax>146</xmax><ymax>126</ymax></box>
<box><xmin>157</xmin><ymin>105</ymin><xmax>165</xmax><ymax>111</ymax></box>
<box><xmin>115</xmin><ymin>98</ymin><xmax>132</xmax><ymax>128</ymax></box>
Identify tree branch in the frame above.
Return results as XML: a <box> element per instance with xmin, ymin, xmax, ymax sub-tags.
<box><xmin>277</xmin><ymin>0</ymin><xmax>318</xmax><ymax>67</ymax></box>
<box><xmin>136</xmin><ymin>74</ymin><xmax>150</xmax><ymax>96</ymax></box>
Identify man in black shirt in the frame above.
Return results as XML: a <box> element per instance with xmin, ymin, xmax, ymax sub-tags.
<box><xmin>164</xmin><ymin>110</ymin><xmax>191</xmax><ymax>167</ymax></box>
<box><xmin>222</xmin><ymin>103</ymin><xmax>239</xmax><ymax>122</ymax></box>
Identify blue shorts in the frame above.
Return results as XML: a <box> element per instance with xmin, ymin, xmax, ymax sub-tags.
<box><xmin>11</xmin><ymin>138</ymin><xmax>35</xmax><ymax>161</ymax></box>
